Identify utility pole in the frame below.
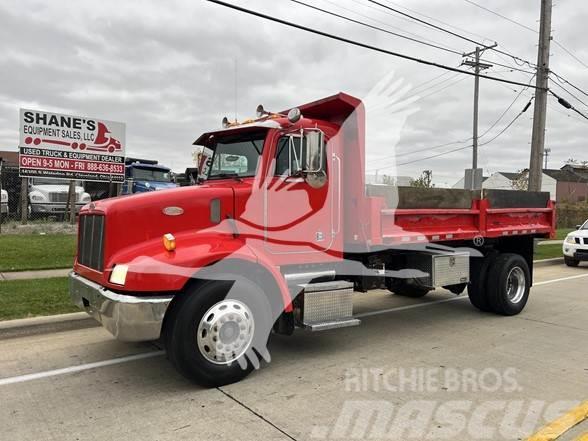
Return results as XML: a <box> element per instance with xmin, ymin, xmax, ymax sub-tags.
<box><xmin>462</xmin><ymin>43</ymin><xmax>496</xmax><ymax>190</ymax></box>
<box><xmin>528</xmin><ymin>0</ymin><xmax>552</xmax><ymax>191</ymax></box>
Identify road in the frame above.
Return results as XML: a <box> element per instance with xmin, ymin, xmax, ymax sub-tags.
<box><xmin>1</xmin><ymin>264</ymin><xmax>587</xmax><ymax>441</ymax></box>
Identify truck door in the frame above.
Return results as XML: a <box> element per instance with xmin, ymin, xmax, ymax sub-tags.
<box><xmin>264</xmin><ymin>130</ymin><xmax>340</xmax><ymax>256</ymax></box>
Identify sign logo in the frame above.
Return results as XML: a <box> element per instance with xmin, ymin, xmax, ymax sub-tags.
<box><xmin>163</xmin><ymin>206</ymin><xmax>184</xmax><ymax>216</ymax></box>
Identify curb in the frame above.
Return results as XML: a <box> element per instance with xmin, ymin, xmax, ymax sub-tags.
<box><xmin>533</xmin><ymin>257</ymin><xmax>564</xmax><ymax>267</ymax></box>
<box><xmin>0</xmin><ymin>268</ymin><xmax>71</xmax><ymax>281</ymax></box>
<box><xmin>0</xmin><ymin>312</ymin><xmax>98</xmax><ymax>340</ymax></box>
<box><xmin>0</xmin><ymin>259</ymin><xmax>565</xmax><ymax>339</ymax></box>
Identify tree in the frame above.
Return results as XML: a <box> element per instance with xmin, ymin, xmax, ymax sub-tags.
<box><xmin>511</xmin><ymin>169</ymin><xmax>528</xmax><ymax>191</ymax></box>
<box><xmin>410</xmin><ymin>170</ymin><xmax>434</xmax><ymax>188</ymax></box>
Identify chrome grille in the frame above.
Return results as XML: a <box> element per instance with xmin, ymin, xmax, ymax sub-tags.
<box><xmin>78</xmin><ymin>215</ymin><xmax>105</xmax><ymax>271</ymax></box>
<box><xmin>49</xmin><ymin>192</ymin><xmax>69</xmax><ymax>203</ymax></box>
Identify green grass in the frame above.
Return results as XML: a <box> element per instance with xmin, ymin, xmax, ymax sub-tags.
<box><xmin>0</xmin><ymin>234</ymin><xmax>76</xmax><ymax>272</ymax></box>
<box><xmin>534</xmin><ymin>243</ymin><xmax>563</xmax><ymax>260</ymax></box>
<box><xmin>556</xmin><ymin>228</ymin><xmax>574</xmax><ymax>240</ymax></box>
<box><xmin>0</xmin><ymin>277</ymin><xmax>78</xmax><ymax>321</ymax></box>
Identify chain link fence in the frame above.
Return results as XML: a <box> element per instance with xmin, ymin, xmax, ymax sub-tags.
<box><xmin>0</xmin><ymin>162</ymin><xmax>120</xmax><ymax>233</ymax></box>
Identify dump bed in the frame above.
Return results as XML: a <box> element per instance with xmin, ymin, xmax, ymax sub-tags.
<box><xmin>364</xmin><ymin>186</ymin><xmax>555</xmax><ymax>246</ymax></box>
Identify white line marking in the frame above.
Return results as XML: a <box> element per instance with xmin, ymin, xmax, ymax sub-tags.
<box><xmin>0</xmin><ymin>351</ymin><xmax>164</xmax><ymax>386</ymax></box>
<box><xmin>0</xmin><ymin>273</ymin><xmax>586</xmax><ymax>387</ymax></box>
<box><xmin>534</xmin><ymin>273</ymin><xmax>588</xmax><ymax>286</ymax></box>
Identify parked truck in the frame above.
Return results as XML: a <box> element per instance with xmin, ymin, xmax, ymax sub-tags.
<box><xmin>121</xmin><ymin>158</ymin><xmax>178</xmax><ymax>194</ymax></box>
<box><xmin>28</xmin><ymin>178</ymin><xmax>91</xmax><ymax>218</ymax></box>
<box><xmin>70</xmin><ymin>93</ymin><xmax>555</xmax><ymax>387</ymax></box>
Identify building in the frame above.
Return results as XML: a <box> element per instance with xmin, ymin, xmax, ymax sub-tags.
<box><xmin>453</xmin><ymin>167</ymin><xmax>588</xmax><ymax>203</ymax></box>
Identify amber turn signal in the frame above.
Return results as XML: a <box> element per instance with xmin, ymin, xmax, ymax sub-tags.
<box><xmin>163</xmin><ymin>233</ymin><xmax>176</xmax><ymax>251</ymax></box>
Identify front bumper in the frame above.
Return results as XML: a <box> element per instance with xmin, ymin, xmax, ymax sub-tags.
<box><xmin>69</xmin><ymin>272</ymin><xmax>173</xmax><ymax>342</ymax></box>
<box><xmin>562</xmin><ymin>241</ymin><xmax>588</xmax><ymax>260</ymax></box>
<box><xmin>31</xmin><ymin>203</ymin><xmax>85</xmax><ymax>214</ymax></box>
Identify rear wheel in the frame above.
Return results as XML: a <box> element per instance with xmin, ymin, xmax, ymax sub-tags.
<box><xmin>564</xmin><ymin>256</ymin><xmax>580</xmax><ymax>267</ymax></box>
<box><xmin>467</xmin><ymin>253</ymin><xmax>497</xmax><ymax>312</ymax></box>
<box><xmin>166</xmin><ymin>278</ymin><xmax>272</xmax><ymax>387</ymax></box>
<box><xmin>487</xmin><ymin>253</ymin><xmax>530</xmax><ymax>316</ymax></box>
<box><xmin>385</xmin><ymin>278</ymin><xmax>431</xmax><ymax>298</ymax></box>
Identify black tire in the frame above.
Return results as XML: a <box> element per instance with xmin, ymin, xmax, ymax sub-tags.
<box><xmin>467</xmin><ymin>253</ymin><xmax>497</xmax><ymax>312</ymax></box>
<box><xmin>487</xmin><ymin>253</ymin><xmax>530</xmax><ymax>316</ymax></box>
<box><xmin>385</xmin><ymin>278</ymin><xmax>431</xmax><ymax>298</ymax></box>
<box><xmin>166</xmin><ymin>278</ymin><xmax>272</xmax><ymax>387</ymax></box>
<box><xmin>564</xmin><ymin>256</ymin><xmax>580</xmax><ymax>267</ymax></box>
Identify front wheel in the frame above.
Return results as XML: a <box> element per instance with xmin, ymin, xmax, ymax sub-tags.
<box><xmin>564</xmin><ymin>256</ymin><xmax>580</xmax><ymax>267</ymax></box>
<box><xmin>487</xmin><ymin>253</ymin><xmax>530</xmax><ymax>316</ymax></box>
<box><xmin>165</xmin><ymin>278</ymin><xmax>272</xmax><ymax>387</ymax></box>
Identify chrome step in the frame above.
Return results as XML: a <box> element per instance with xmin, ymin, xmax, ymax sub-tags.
<box><xmin>304</xmin><ymin>318</ymin><xmax>361</xmax><ymax>332</ymax></box>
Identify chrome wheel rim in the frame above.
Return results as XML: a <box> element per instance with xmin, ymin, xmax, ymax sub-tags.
<box><xmin>197</xmin><ymin>299</ymin><xmax>254</xmax><ymax>365</ymax></box>
<box><xmin>506</xmin><ymin>267</ymin><xmax>526</xmax><ymax>304</ymax></box>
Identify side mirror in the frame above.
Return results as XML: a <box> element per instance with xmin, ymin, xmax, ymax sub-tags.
<box><xmin>577</xmin><ymin>225</ymin><xmax>582</xmax><ymax>230</ymax></box>
<box><xmin>303</xmin><ymin>130</ymin><xmax>327</xmax><ymax>189</ymax></box>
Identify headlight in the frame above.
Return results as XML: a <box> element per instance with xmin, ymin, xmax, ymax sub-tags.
<box><xmin>110</xmin><ymin>264</ymin><xmax>129</xmax><ymax>285</ymax></box>
<box><xmin>30</xmin><ymin>194</ymin><xmax>44</xmax><ymax>202</ymax></box>
<box><xmin>565</xmin><ymin>235</ymin><xmax>576</xmax><ymax>244</ymax></box>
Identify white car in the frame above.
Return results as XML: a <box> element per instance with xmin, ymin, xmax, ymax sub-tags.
<box><xmin>563</xmin><ymin>220</ymin><xmax>588</xmax><ymax>267</ymax></box>
<box><xmin>1</xmin><ymin>188</ymin><xmax>7</xmax><ymax>220</ymax></box>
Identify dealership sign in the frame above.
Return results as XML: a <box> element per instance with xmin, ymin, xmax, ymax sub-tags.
<box><xmin>19</xmin><ymin>109</ymin><xmax>126</xmax><ymax>182</ymax></box>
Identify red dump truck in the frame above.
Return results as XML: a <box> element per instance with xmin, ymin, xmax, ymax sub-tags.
<box><xmin>70</xmin><ymin>93</ymin><xmax>555</xmax><ymax>387</ymax></box>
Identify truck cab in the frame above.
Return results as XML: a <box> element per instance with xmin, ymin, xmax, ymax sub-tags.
<box><xmin>70</xmin><ymin>93</ymin><xmax>555</xmax><ymax>387</ymax></box>
<box><xmin>121</xmin><ymin>158</ymin><xmax>178</xmax><ymax>194</ymax></box>
<box><xmin>28</xmin><ymin>178</ymin><xmax>91</xmax><ymax>218</ymax></box>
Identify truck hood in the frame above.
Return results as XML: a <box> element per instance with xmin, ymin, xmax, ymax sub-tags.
<box><xmin>568</xmin><ymin>229</ymin><xmax>588</xmax><ymax>239</ymax></box>
<box><xmin>80</xmin><ymin>184</ymin><xmax>236</xmax><ymax>271</ymax></box>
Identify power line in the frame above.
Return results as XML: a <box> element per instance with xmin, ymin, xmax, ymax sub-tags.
<box><xmin>321</xmin><ymin>0</ymin><xmax>464</xmax><ymax>54</ymax></box>
<box><xmin>550</xmin><ymin>71</ymin><xmax>588</xmax><ymax>99</ymax></box>
<box><xmin>205</xmin><ymin>0</ymin><xmax>544</xmax><ymax>90</ymax></box>
<box><xmin>463</xmin><ymin>0</ymin><xmax>588</xmax><ymax>70</ymax></box>
<box><xmin>549</xmin><ymin>90</ymin><xmax>588</xmax><ymax>121</ymax></box>
<box><xmin>552</xmin><ymin>41</ymin><xmax>588</xmax><ymax>69</ymax></box>
<box><xmin>364</xmin><ymin>0</ymin><xmax>536</xmax><ymax>67</ymax></box>
<box><xmin>462</xmin><ymin>0</ymin><xmax>537</xmax><ymax>33</ymax></box>
<box><xmin>549</xmin><ymin>75</ymin><xmax>588</xmax><ymax>109</ymax></box>
<box><xmin>377</xmin><ymin>0</ymin><xmax>493</xmax><ymax>44</ymax></box>
<box><xmin>288</xmin><ymin>0</ymin><xmax>462</xmax><ymax>55</ymax></box>
<box><xmin>369</xmin><ymin>97</ymin><xmax>533</xmax><ymax>170</ymax></box>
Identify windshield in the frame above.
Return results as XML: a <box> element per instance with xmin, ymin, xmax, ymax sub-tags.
<box><xmin>581</xmin><ymin>221</ymin><xmax>588</xmax><ymax>230</ymax></box>
<box><xmin>208</xmin><ymin>130</ymin><xmax>266</xmax><ymax>179</ymax></box>
<box><xmin>131</xmin><ymin>167</ymin><xmax>171</xmax><ymax>182</ymax></box>
<box><xmin>32</xmin><ymin>178</ymin><xmax>82</xmax><ymax>186</ymax></box>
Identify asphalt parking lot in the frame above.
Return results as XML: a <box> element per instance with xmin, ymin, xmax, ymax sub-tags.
<box><xmin>1</xmin><ymin>263</ymin><xmax>587</xmax><ymax>441</ymax></box>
